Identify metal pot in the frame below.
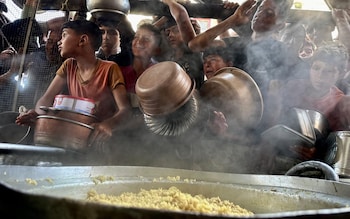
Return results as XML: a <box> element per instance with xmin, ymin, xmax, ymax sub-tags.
<box><xmin>87</xmin><ymin>0</ymin><xmax>130</xmax><ymax>15</ymax></box>
<box><xmin>1</xmin><ymin>165</ymin><xmax>350</xmax><ymax>219</ymax></box>
<box><xmin>34</xmin><ymin>115</ymin><xmax>94</xmax><ymax>150</ymax></box>
<box><xmin>39</xmin><ymin>106</ymin><xmax>98</xmax><ymax>125</ymax></box>
<box><xmin>333</xmin><ymin>131</ymin><xmax>350</xmax><ymax>177</ymax></box>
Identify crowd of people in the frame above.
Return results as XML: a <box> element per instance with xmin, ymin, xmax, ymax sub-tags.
<box><xmin>1</xmin><ymin>0</ymin><xmax>350</xmax><ymax>174</ymax></box>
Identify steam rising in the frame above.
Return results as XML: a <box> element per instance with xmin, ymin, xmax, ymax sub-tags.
<box><xmin>0</xmin><ymin>1</ymin><xmax>342</xmax><ymax>175</ymax></box>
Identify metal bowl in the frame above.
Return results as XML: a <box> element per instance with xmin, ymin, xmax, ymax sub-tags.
<box><xmin>333</xmin><ymin>131</ymin><xmax>350</xmax><ymax>177</ymax></box>
<box><xmin>136</xmin><ymin>61</ymin><xmax>195</xmax><ymax>116</ymax></box>
<box><xmin>281</xmin><ymin>108</ymin><xmax>316</xmax><ymax>145</ymax></box>
<box><xmin>305</xmin><ymin>109</ymin><xmax>329</xmax><ymax>141</ymax></box>
<box><xmin>87</xmin><ymin>0</ymin><xmax>130</xmax><ymax>15</ymax></box>
<box><xmin>200</xmin><ymin>67</ymin><xmax>264</xmax><ymax>129</ymax></box>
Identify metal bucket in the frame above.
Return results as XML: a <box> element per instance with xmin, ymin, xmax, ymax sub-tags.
<box><xmin>333</xmin><ymin>131</ymin><xmax>350</xmax><ymax>177</ymax></box>
<box><xmin>34</xmin><ymin>115</ymin><xmax>94</xmax><ymax>150</ymax></box>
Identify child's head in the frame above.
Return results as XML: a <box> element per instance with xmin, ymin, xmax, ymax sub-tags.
<box><xmin>203</xmin><ymin>40</ymin><xmax>233</xmax><ymax>79</ymax></box>
<box><xmin>252</xmin><ymin>0</ymin><xmax>293</xmax><ymax>33</ymax></box>
<box><xmin>309</xmin><ymin>41</ymin><xmax>349</xmax><ymax>91</ymax></box>
<box><xmin>311</xmin><ymin>41</ymin><xmax>348</xmax><ymax>74</ymax></box>
<box><xmin>132</xmin><ymin>23</ymin><xmax>162</xmax><ymax>58</ymax></box>
<box><xmin>61</xmin><ymin>20</ymin><xmax>102</xmax><ymax>51</ymax></box>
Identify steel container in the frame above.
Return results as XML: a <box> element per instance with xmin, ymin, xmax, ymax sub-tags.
<box><xmin>1</xmin><ymin>165</ymin><xmax>350</xmax><ymax>219</ymax></box>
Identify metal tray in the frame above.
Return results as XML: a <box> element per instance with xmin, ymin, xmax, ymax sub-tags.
<box><xmin>1</xmin><ymin>165</ymin><xmax>350</xmax><ymax>219</ymax></box>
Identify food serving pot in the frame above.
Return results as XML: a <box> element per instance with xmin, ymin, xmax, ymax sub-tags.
<box><xmin>34</xmin><ymin>115</ymin><xmax>94</xmax><ymax>150</ymax></box>
<box><xmin>1</xmin><ymin>165</ymin><xmax>350</xmax><ymax>219</ymax></box>
<box><xmin>39</xmin><ymin>106</ymin><xmax>98</xmax><ymax>125</ymax></box>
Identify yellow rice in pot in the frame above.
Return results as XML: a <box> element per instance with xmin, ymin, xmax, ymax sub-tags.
<box><xmin>87</xmin><ymin>186</ymin><xmax>253</xmax><ymax>216</ymax></box>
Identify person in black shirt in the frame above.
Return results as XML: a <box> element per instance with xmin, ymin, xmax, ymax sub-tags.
<box><xmin>95</xmin><ymin>20</ymin><xmax>133</xmax><ymax>67</ymax></box>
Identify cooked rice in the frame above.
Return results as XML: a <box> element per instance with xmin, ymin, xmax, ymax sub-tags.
<box><xmin>87</xmin><ymin>186</ymin><xmax>253</xmax><ymax>216</ymax></box>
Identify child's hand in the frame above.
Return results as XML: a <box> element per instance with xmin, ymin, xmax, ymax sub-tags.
<box><xmin>88</xmin><ymin>122</ymin><xmax>113</xmax><ymax>152</ymax></box>
<box><xmin>15</xmin><ymin>109</ymin><xmax>38</xmax><ymax>127</ymax></box>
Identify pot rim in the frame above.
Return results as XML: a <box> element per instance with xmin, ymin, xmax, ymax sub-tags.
<box><xmin>40</xmin><ymin>106</ymin><xmax>98</xmax><ymax>119</ymax></box>
<box><xmin>90</xmin><ymin>8</ymin><xmax>128</xmax><ymax>15</ymax></box>
<box><xmin>37</xmin><ymin>115</ymin><xmax>94</xmax><ymax>130</ymax></box>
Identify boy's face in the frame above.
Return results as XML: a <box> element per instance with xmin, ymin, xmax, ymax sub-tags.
<box><xmin>99</xmin><ymin>25</ymin><xmax>120</xmax><ymax>53</ymax></box>
<box><xmin>164</xmin><ymin>25</ymin><xmax>183</xmax><ymax>48</ymax></box>
<box><xmin>310</xmin><ymin>60</ymin><xmax>340</xmax><ymax>92</ymax></box>
<box><xmin>203</xmin><ymin>54</ymin><xmax>230</xmax><ymax>79</ymax></box>
<box><xmin>58</xmin><ymin>28</ymin><xmax>81</xmax><ymax>58</ymax></box>
<box><xmin>251</xmin><ymin>0</ymin><xmax>283</xmax><ymax>33</ymax></box>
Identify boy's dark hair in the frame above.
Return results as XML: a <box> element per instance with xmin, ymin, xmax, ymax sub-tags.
<box><xmin>203</xmin><ymin>46</ymin><xmax>232</xmax><ymax>64</ymax></box>
<box><xmin>61</xmin><ymin>20</ymin><xmax>102</xmax><ymax>51</ymax></box>
<box><xmin>96</xmin><ymin>19</ymin><xmax>119</xmax><ymax>29</ymax></box>
<box><xmin>312</xmin><ymin>41</ymin><xmax>349</xmax><ymax>74</ymax></box>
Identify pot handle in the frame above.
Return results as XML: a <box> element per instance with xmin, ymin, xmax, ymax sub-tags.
<box><xmin>37</xmin><ymin>115</ymin><xmax>94</xmax><ymax>130</ymax></box>
<box><xmin>285</xmin><ymin>160</ymin><xmax>339</xmax><ymax>181</ymax></box>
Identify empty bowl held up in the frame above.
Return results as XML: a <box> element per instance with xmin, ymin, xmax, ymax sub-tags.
<box><xmin>305</xmin><ymin>109</ymin><xmax>330</xmax><ymax>140</ymax></box>
<box><xmin>200</xmin><ymin>67</ymin><xmax>264</xmax><ymax>129</ymax></box>
<box><xmin>135</xmin><ymin>61</ymin><xmax>195</xmax><ymax>116</ymax></box>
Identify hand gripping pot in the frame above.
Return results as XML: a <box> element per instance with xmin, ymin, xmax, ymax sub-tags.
<box><xmin>200</xmin><ymin>67</ymin><xmax>264</xmax><ymax>129</ymax></box>
<box><xmin>135</xmin><ymin>61</ymin><xmax>196</xmax><ymax>116</ymax></box>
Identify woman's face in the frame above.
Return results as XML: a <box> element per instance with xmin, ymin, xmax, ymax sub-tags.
<box><xmin>310</xmin><ymin>60</ymin><xmax>340</xmax><ymax>92</ymax></box>
<box><xmin>132</xmin><ymin>27</ymin><xmax>159</xmax><ymax>59</ymax></box>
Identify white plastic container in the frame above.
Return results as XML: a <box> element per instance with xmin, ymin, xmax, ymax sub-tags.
<box><xmin>53</xmin><ymin>95</ymin><xmax>96</xmax><ymax>115</ymax></box>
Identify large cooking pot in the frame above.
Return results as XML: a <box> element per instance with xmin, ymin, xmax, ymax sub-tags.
<box><xmin>1</xmin><ymin>165</ymin><xmax>350</xmax><ymax>219</ymax></box>
<box><xmin>34</xmin><ymin>115</ymin><xmax>94</xmax><ymax>150</ymax></box>
<box><xmin>39</xmin><ymin>106</ymin><xmax>98</xmax><ymax>124</ymax></box>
